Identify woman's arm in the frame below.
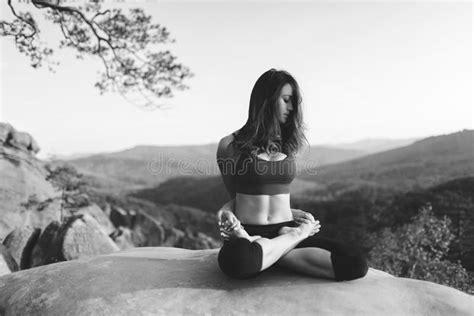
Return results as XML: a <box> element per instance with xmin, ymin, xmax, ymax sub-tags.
<box><xmin>216</xmin><ymin>133</ymin><xmax>241</xmax><ymax>234</ymax></box>
<box><xmin>216</xmin><ymin>134</ymin><xmax>238</xmax><ymax>199</ymax></box>
<box><xmin>217</xmin><ymin>198</ymin><xmax>238</xmax><ymax>232</ymax></box>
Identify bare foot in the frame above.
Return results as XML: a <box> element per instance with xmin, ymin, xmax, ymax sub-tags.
<box><xmin>278</xmin><ymin>221</ymin><xmax>315</xmax><ymax>238</ymax></box>
<box><xmin>226</xmin><ymin>228</ymin><xmax>262</xmax><ymax>242</ymax></box>
<box><xmin>217</xmin><ymin>210</ymin><xmax>261</xmax><ymax>242</ymax></box>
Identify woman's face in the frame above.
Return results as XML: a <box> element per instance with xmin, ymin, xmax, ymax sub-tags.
<box><xmin>277</xmin><ymin>83</ymin><xmax>294</xmax><ymax>124</ymax></box>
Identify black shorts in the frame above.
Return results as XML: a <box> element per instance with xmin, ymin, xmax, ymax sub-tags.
<box><xmin>218</xmin><ymin>220</ymin><xmax>368</xmax><ymax>281</ymax></box>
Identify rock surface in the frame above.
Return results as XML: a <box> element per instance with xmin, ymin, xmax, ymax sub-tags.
<box><xmin>61</xmin><ymin>214</ymin><xmax>119</xmax><ymax>260</ymax></box>
<box><xmin>2</xmin><ymin>226</ymin><xmax>40</xmax><ymax>270</ymax></box>
<box><xmin>0</xmin><ymin>247</ymin><xmax>472</xmax><ymax>315</ymax></box>
<box><xmin>30</xmin><ymin>215</ymin><xmax>119</xmax><ymax>268</ymax></box>
<box><xmin>0</xmin><ymin>123</ymin><xmax>60</xmax><ymax>240</ymax></box>
<box><xmin>110</xmin><ymin>227</ymin><xmax>135</xmax><ymax>250</ymax></box>
<box><xmin>0</xmin><ymin>245</ymin><xmax>16</xmax><ymax>276</ymax></box>
<box><xmin>70</xmin><ymin>203</ymin><xmax>115</xmax><ymax>235</ymax></box>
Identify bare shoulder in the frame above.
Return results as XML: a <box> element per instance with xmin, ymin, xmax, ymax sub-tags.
<box><xmin>217</xmin><ymin>131</ymin><xmax>240</xmax><ymax>159</ymax></box>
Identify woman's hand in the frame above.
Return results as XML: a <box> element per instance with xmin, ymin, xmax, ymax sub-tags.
<box><xmin>292</xmin><ymin>208</ymin><xmax>315</xmax><ymax>224</ymax></box>
<box><xmin>292</xmin><ymin>208</ymin><xmax>320</xmax><ymax>236</ymax></box>
<box><xmin>217</xmin><ymin>210</ymin><xmax>242</xmax><ymax>240</ymax></box>
<box><xmin>217</xmin><ymin>210</ymin><xmax>261</xmax><ymax>242</ymax></box>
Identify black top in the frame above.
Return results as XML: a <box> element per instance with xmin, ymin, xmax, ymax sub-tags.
<box><xmin>234</xmin><ymin>150</ymin><xmax>296</xmax><ymax>195</ymax></box>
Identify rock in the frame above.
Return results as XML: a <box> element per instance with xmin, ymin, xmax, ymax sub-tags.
<box><xmin>0</xmin><ymin>244</ymin><xmax>16</xmax><ymax>276</ymax></box>
<box><xmin>30</xmin><ymin>215</ymin><xmax>119</xmax><ymax>268</ymax></box>
<box><xmin>2</xmin><ymin>226</ymin><xmax>41</xmax><ymax>270</ymax></box>
<box><xmin>61</xmin><ymin>214</ymin><xmax>119</xmax><ymax>260</ymax></box>
<box><xmin>23</xmin><ymin>198</ymin><xmax>62</xmax><ymax>231</ymax></box>
<box><xmin>9</xmin><ymin>130</ymin><xmax>32</xmax><ymax>152</ymax></box>
<box><xmin>0</xmin><ymin>247</ymin><xmax>472</xmax><ymax>315</ymax></box>
<box><xmin>176</xmin><ymin>230</ymin><xmax>221</xmax><ymax>250</ymax></box>
<box><xmin>129</xmin><ymin>210</ymin><xmax>166</xmax><ymax>246</ymax></box>
<box><xmin>0</xmin><ymin>122</ymin><xmax>40</xmax><ymax>154</ymax></box>
<box><xmin>64</xmin><ymin>194</ymin><xmax>89</xmax><ymax>209</ymax></box>
<box><xmin>70</xmin><ymin>203</ymin><xmax>115</xmax><ymax>235</ymax></box>
<box><xmin>0</xmin><ymin>122</ymin><xmax>13</xmax><ymax>144</ymax></box>
<box><xmin>110</xmin><ymin>227</ymin><xmax>135</xmax><ymax>250</ymax></box>
<box><xmin>0</xmin><ymin>255</ymin><xmax>11</xmax><ymax>277</ymax></box>
<box><xmin>103</xmin><ymin>203</ymin><xmax>112</xmax><ymax>217</ymax></box>
<box><xmin>0</xmin><ymin>124</ymin><xmax>61</xmax><ymax>240</ymax></box>
<box><xmin>30</xmin><ymin>221</ymin><xmax>63</xmax><ymax>268</ymax></box>
<box><xmin>110</xmin><ymin>205</ymin><xmax>133</xmax><ymax>228</ymax></box>
<box><xmin>109</xmin><ymin>205</ymin><xmax>167</xmax><ymax>247</ymax></box>
<box><xmin>161</xmin><ymin>226</ymin><xmax>185</xmax><ymax>247</ymax></box>
<box><xmin>29</xmin><ymin>136</ymin><xmax>40</xmax><ymax>154</ymax></box>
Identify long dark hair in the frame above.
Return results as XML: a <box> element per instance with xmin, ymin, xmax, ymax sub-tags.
<box><xmin>232</xmin><ymin>68</ymin><xmax>309</xmax><ymax>157</ymax></box>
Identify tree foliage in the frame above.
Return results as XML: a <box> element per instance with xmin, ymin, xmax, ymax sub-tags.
<box><xmin>0</xmin><ymin>0</ymin><xmax>193</xmax><ymax>108</ymax></box>
<box><xmin>369</xmin><ymin>203</ymin><xmax>473</xmax><ymax>294</ymax></box>
<box><xmin>45</xmin><ymin>163</ymin><xmax>90</xmax><ymax>219</ymax></box>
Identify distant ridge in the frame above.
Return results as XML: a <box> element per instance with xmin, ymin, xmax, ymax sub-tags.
<box><xmin>63</xmin><ymin>144</ymin><xmax>364</xmax><ymax>194</ymax></box>
<box><xmin>302</xmin><ymin>130</ymin><xmax>474</xmax><ymax>191</ymax></box>
<box><xmin>60</xmin><ymin>130</ymin><xmax>472</xmax><ymax>194</ymax></box>
<box><xmin>326</xmin><ymin>137</ymin><xmax>418</xmax><ymax>154</ymax></box>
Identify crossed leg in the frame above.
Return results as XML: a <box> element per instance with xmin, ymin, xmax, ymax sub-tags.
<box><xmin>218</xmin><ymin>221</ymin><xmax>317</xmax><ymax>278</ymax></box>
<box><xmin>276</xmin><ymin>247</ymin><xmax>335</xmax><ymax>279</ymax></box>
<box><xmin>277</xmin><ymin>234</ymin><xmax>368</xmax><ymax>281</ymax></box>
<box><xmin>218</xmin><ymin>211</ymin><xmax>368</xmax><ymax>281</ymax></box>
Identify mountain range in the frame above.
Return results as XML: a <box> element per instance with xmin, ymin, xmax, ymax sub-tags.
<box><xmin>326</xmin><ymin>137</ymin><xmax>418</xmax><ymax>154</ymax></box>
<box><xmin>60</xmin><ymin>143</ymin><xmax>367</xmax><ymax>194</ymax></box>
<box><xmin>301</xmin><ymin>130</ymin><xmax>474</xmax><ymax>193</ymax></box>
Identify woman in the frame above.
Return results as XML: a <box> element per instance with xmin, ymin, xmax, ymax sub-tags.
<box><xmin>216</xmin><ymin>68</ymin><xmax>368</xmax><ymax>281</ymax></box>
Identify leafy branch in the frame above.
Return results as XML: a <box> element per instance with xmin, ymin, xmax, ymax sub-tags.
<box><xmin>0</xmin><ymin>0</ymin><xmax>193</xmax><ymax>109</ymax></box>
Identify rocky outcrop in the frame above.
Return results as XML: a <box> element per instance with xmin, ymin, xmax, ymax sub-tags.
<box><xmin>61</xmin><ymin>214</ymin><xmax>119</xmax><ymax>260</ymax></box>
<box><xmin>0</xmin><ymin>122</ymin><xmax>219</xmax><ymax>276</ymax></box>
<box><xmin>2</xmin><ymin>226</ymin><xmax>40</xmax><ymax>270</ymax></box>
<box><xmin>30</xmin><ymin>214</ymin><xmax>118</xmax><ymax>268</ymax></box>
<box><xmin>0</xmin><ymin>247</ymin><xmax>472</xmax><ymax>315</ymax></box>
<box><xmin>30</xmin><ymin>221</ymin><xmax>63</xmax><ymax>268</ymax></box>
<box><xmin>108</xmin><ymin>203</ymin><xmax>219</xmax><ymax>249</ymax></box>
<box><xmin>69</xmin><ymin>203</ymin><xmax>115</xmax><ymax>235</ymax></box>
<box><xmin>0</xmin><ymin>123</ymin><xmax>61</xmax><ymax>241</ymax></box>
<box><xmin>0</xmin><ymin>123</ymin><xmax>39</xmax><ymax>154</ymax></box>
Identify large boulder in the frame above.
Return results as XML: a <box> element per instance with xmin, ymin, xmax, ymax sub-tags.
<box><xmin>69</xmin><ymin>203</ymin><xmax>115</xmax><ymax>235</ymax></box>
<box><xmin>0</xmin><ymin>247</ymin><xmax>472</xmax><ymax>315</ymax></box>
<box><xmin>61</xmin><ymin>214</ymin><xmax>119</xmax><ymax>260</ymax></box>
<box><xmin>9</xmin><ymin>130</ymin><xmax>33</xmax><ymax>152</ymax></box>
<box><xmin>0</xmin><ymin>123</ymin><xmax>60</xmax><ymax>240</ymax></box>
<box><xmin>30</xmin><ymin>221</ymin><xmax>63</xmax><ymax>268</ymax></box>
<box><xmin>0</xmin><ymin>122</ymin><xmax>40</xmax><ymax>154</ymax></box>
<box><xmin>2</xmin><ymin>226</ymin><xmax>40</xmax><ymax>270</ymax></box>
<box><xmin>30</xmin><ymin>215</ymin><xmax>119</xmax><ymax>268</ymax></box>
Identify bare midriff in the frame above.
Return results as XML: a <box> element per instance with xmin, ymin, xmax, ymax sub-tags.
<box><xmin>235</xmin><ymin>192</ymin><xmax>293</xmax><ymax>225</ymax></box>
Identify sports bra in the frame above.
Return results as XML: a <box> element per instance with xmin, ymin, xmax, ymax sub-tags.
<box><xmin>232</xmin><ymin>134</ymin><xmax>296</xmax><ymax>195</ymax></box>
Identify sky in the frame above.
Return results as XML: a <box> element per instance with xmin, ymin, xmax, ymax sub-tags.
<box><xmin>0</xmin><ymin>0</ymin><xmax>472</xmax><ymax>158</ymax></box>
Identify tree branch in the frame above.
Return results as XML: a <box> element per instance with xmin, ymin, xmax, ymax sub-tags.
<box><xmin>1</xmin><ymin>0</ymin><xmax>193</xmax><ymax>109</ymax></box>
